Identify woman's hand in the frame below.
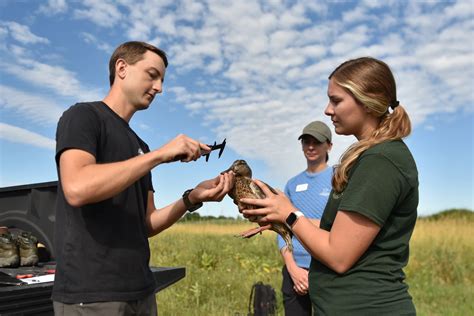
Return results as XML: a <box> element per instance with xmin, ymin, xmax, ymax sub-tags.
<box><xmin>289</xmin><ymin>266</ymin><xmax>309</xmax><ymax>295</ymax></box>
<box><xmin>240</xmin><ymin>179</ymin><xmax>295</xmax><ymax>224</ymax></box>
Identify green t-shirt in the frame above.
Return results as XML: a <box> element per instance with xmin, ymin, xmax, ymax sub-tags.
<box><xmin>309</xmin><ymin>140</ymin><xmax>418</xmax><ymax>315</ymax></box>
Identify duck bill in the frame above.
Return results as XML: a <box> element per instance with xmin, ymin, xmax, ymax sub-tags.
<box><xmin>221</xmin><ymin>166</ymin><xmax>233</xmax><ymax>174</ymax></box>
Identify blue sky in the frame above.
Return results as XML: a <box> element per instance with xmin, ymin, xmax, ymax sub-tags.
<box><xmin>0</xmin><ymin>0</ymin><xmax>472</xmax><ymax>218</ymax></box>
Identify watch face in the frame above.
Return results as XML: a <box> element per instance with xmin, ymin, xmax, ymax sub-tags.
<box><xmin>286</xmin><ymin>212</ymin><xmax>297</xmax><ymax>227</ymax></box>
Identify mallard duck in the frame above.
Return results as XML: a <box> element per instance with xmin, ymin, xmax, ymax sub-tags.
<box><xmin>223</xmin><ymin>159</ymin><xmax>293</xmax><ymax>252</ymax></box>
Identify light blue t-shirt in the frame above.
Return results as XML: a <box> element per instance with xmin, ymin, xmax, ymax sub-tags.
<box><xmin>277</xmin><ymin>166</ymin><xmax>333</xmax><ymax>268</ymax></box>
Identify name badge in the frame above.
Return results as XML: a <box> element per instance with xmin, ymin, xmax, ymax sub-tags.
<box><xmin>295</xmin><ymin>183</ymin><xmax>308</xmax><ymax>192</ymax></box>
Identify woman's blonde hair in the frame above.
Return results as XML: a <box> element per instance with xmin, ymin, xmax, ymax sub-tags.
<box><xmin>329</xmin><ymin>57</ymin><xmax>412</xmax><ymax>193</ymax></box>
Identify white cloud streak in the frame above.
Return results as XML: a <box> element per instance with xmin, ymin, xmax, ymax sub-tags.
<box><xmin>73</xmin><ymin>0</ymin><xmax>123</xmax><ymax>28</ymax></box>
<box><xmin>0</xmin><ymin>85</ymin><xmax>64</xmax><ymax>125</ymax></box>
<box><xmin>80</xmin><ymin>32</ymin><xmax>114</xmax><ymax>54</ymax></box>
<box><xmin>0</xmin><ymin>21</ymin><xmax>103</xmax><ymax>140</ymax></box>
<box><xmin>0</xmin><ymin>21</ymin><xmax>49</xmax><ymax>45</ymax></box>
<box><xmin>0</xmin><ymin>20</ymin><xmax>103</xmax><ymax>104</ymax></box>
<box><xmin>0</xmin><ymin>123</ymin><xmax>55</xmax><ymax>150</ymax></box>
<box><xmin>38</xmin><ymin>0</ymin><xmax>68</xmax><ymax>15</ymax></box>
<box><xmin>0</xmin><ymin>58</ymin><xmax>102</xmax><ymax>101</ymax></box>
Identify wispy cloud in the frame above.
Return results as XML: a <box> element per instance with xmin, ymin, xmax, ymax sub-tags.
<box><xmin>0</xmin><ymin>85</ymin><xmax>64</xmax><ymax>125</ymax></box>
<box><xmin>64</xmin><ymin>0</ymin><xmax>471</xmax><ymax>180</ymax></box>
<box><xmin>80</xmin><ymin>32</ymin><xmax>114</xmax><ymax>54</ymax></box>
<box><xmin>0</xmin><ymin>21</ymin><xmax>103</xmax><ymax>138</ymax></box>
<box><xmin>0</xmin><ymin>123</ymin><xmax>55</xmax><ymax>150</ymax></box>
<box><xmin>2</xmin><ymin>0</ymin><xmax>473</xmax><ymax>182</ymax></box>
<box><xmin>73</xmin><ymin>0</ymin><xmax>123</xmax><ymax>28</ymax></box>
<box><xmin>0</xmin><ymin>58</ymin><xmax>102</xmax><ymax>101</ymax></box>
<box><xmin>0</xmin><ymin>21</ymin><xmax>49</xmax><ymax>45</ymax></box>
<box><xmin>0</xmin><ymin>21</ymin><xmax>103</xmax><ymax>103</ymax></box>
<box><xmin>38</xmin><ymin>0</ymin><xmax>68</xmax><ymax>16</ymax></box>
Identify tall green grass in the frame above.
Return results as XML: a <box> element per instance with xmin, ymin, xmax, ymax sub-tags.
<box><xmin>151</xmin><ymin>212</ymin><xmax>473</xmax><ymax>315</ymax></box>
<box><xmin>406</xmin><ymin>213</ymin><xmax>474</xmax><ymax>315</ymax></box>
<box><xmin>150</xmin><ymin>222</ymin><xmax>282</xmax><ymax>315</ymax></box>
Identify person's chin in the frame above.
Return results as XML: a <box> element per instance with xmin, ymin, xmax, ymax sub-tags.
<box><xmin>137</xmin><ymin>101</ymin><xmax>152</xmax><ymax>110</ymax></box>
<box><xmin>334</xmin><ymin>126</ymin><xmax>347</xmax><ymax>135</ymax></box>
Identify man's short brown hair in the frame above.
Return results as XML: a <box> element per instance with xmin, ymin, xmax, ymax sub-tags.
<box><xmin>108</xmin><ymin>41</ymin><xmax>168</xmax><ymax>86</ymax></box>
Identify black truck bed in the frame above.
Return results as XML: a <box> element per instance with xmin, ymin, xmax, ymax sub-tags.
<box><xmin>0</xmin><ymin>182</ymin><xmax>185</xmax><ymax>315</ymax></box>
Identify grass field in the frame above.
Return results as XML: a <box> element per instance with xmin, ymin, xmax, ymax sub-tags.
<box><xmin>150</xmin><ymin>212</ymin><xmax>473</xmax><ymax>315</ymax></box>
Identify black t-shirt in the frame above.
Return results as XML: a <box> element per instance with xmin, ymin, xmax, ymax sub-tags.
<box><xmin>52</xmin><ymin>101</ymin><xmax>156</xmax><ymax>303</ymax></box>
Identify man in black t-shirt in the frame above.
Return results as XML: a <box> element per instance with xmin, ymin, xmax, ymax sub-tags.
<box><xmin>52</xmin><ymin>41</ymin><xmax>234</xmax><ymax>316</ymax></box>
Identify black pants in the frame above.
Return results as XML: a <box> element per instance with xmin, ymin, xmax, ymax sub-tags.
<box><xmin>281</xmin><ymin>265</ymin><xmax>312</xmax><ymax>316</ymax></box>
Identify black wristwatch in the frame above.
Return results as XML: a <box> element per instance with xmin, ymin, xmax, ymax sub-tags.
<box><xmin>182</xmin><ymin>189</ymin><xmax>203</xmax><ymax>212</ymax></box>
<box><xmin>285</xmin><ymin>211</ymin><xmax>304</xmax><ymax>229</ymax></box>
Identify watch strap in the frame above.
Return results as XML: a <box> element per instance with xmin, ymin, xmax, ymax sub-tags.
<box><xmin>182</xmin><ymin>189</ymin><xmax>203</xmax><ymax>212</ymax></box>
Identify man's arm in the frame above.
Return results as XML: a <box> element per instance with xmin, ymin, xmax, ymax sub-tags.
<box><xmin>59</xmin><ymin>134</ymin><xmax>209</xmax><ymax>207</ymax></box>
<box><xmin>59</xmin><ymin>149</ymin><xmax>162</xmax><ymax>207</ymax></box>
<box><xmin>144</xmin><ymin>191</ymin><xmax>188</xmax><ymax>237</ymax></box>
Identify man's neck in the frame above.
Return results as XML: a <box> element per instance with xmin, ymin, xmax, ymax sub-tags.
<box><xmin>102</xmin><ymin>89</ymin><xmax>135</xmax><ymax>123</ymax></box>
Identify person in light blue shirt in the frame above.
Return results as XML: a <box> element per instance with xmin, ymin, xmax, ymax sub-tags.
<box><xmin>277</xmin><ymin>121</ymin><xmax>333</xmax><ymax>315</ymax></box>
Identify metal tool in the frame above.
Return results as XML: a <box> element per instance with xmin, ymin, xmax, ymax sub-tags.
<box><xmin>203</xmin><ymin>138</ymin><xmax>226</xmax><ymax>162</ymax></box>
<box><xmin>172</xmin><ymin>138</ymin><xmax>227</xmax><ymax>162</ymax></box>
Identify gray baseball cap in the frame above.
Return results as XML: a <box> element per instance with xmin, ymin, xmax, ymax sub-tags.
<box><xmin>298</xmin><ymin>121</ymin><xmax>332</xmax><ymax>143</ymax></box>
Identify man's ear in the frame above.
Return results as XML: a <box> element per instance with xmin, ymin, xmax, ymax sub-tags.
<box><xmin>116</xmin><ymin>59</ymin><xmax>127</xmax><ymax>80</ymax></box>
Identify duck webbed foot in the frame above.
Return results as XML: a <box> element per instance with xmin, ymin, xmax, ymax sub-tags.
<box><xmin>236</xmin><ymin>224</ymin><xmax>272</xmax><ymax>238</ymax></box>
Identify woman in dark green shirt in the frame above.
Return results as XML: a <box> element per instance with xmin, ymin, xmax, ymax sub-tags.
<box><xmin>241</xmin><ymin>57</ymin><xmax>418</xmax><ymax>315</ymax></box>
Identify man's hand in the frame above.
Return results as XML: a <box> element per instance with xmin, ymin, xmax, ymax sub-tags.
<box><xmin>145</xmin><ymin>171</ymin><xmax>234</xmax><ymax>236</ymax></box>
<box><xmin>156</xmin><ymin>134</ymin><xmax>211</xmax><ymax>163</ymax></box>
<box><xmin>188</xmin><ymin>171</ymin><xmax>234</xmax><ymax>204</ymax></box>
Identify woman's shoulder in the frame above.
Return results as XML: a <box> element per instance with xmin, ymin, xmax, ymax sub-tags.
<box><xmin>362</xmin><ymin>140</ymin><xmax>414</xmax><ymax>164</ymax></box>
<box><xmin>364</xmin><ymin>139</ymin><xmax>407</xmax><ymax>154</ymax></box>
<box><xmin>362</xmin><ymin>140</ymin><xmax>418</xmax><ymax>186</ymax></box>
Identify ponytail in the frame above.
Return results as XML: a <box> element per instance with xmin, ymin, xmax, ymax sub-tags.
<box><xmin>329</xmin><ymin>57</ymin><xmax>412</xmax><ymax>193</ymax></box>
